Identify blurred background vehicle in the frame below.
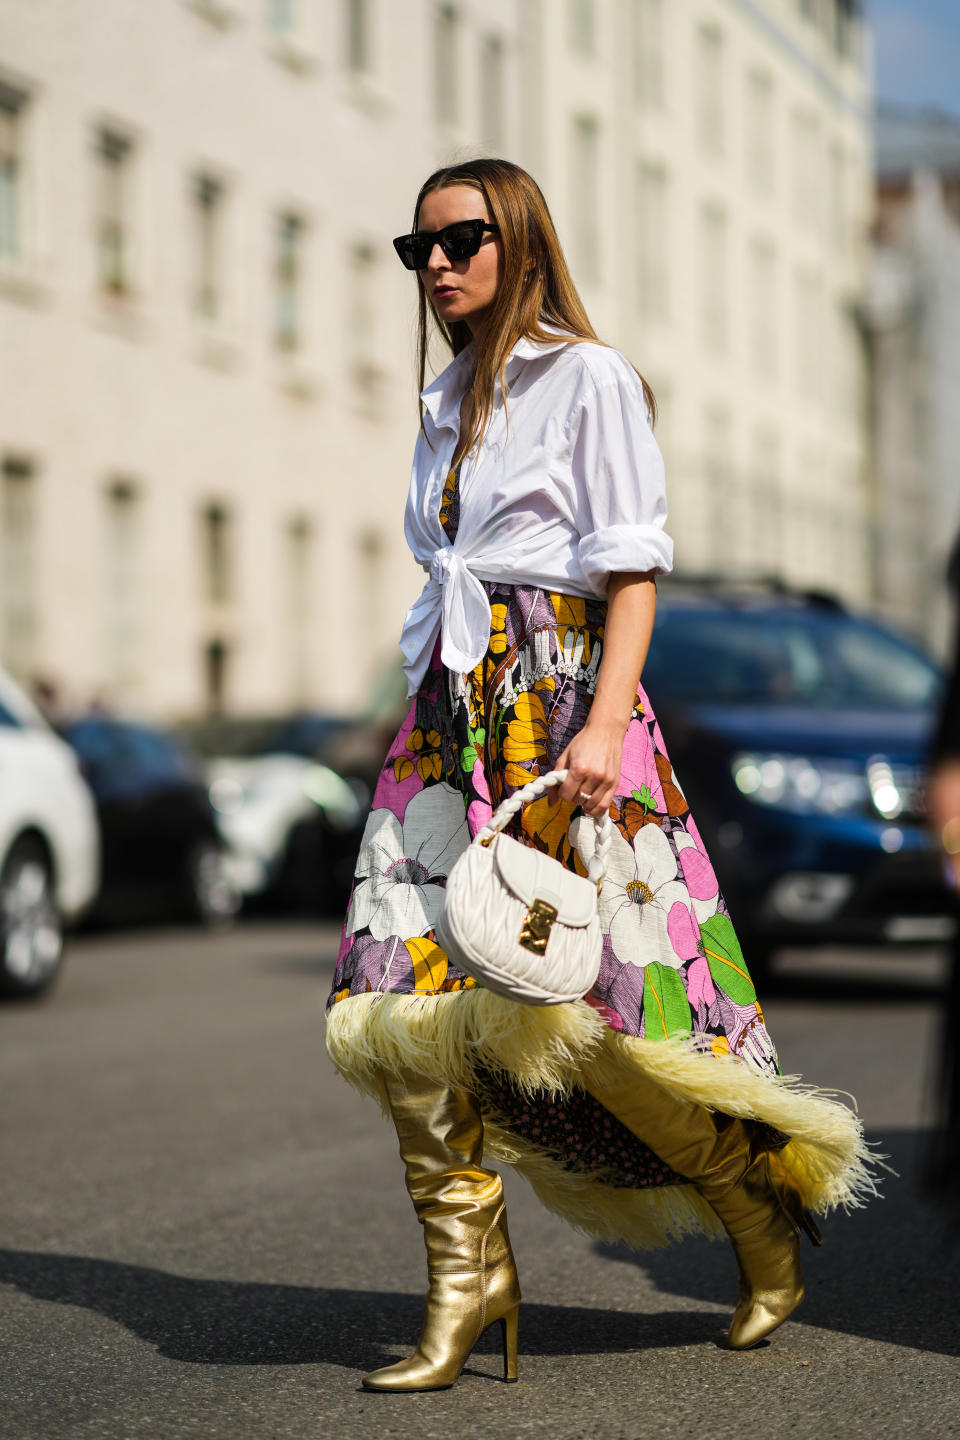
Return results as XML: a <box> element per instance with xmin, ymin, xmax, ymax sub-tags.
<box><xmin>57</xmin><ymin>715</ymin><xmax>241</xmax><ymax>929</ymax></box>
<box><xmin>0</xmin><ymin>667</ymin><xmax>99</xmax><ymax>998</ymax></box>
<box><xmin>644</xmin><ymin>577</ymin><xmax>952</xmax><ymax>977</ymax></box>
<box><xmin>178</xmin><ymin>712</ymin><xmax>371</xmax><ymax>917</ymax></box>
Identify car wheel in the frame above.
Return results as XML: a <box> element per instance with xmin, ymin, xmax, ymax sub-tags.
<box><xmin>185</xmin><ymin>838</ymin><xmax>241</xmax><ymax>927</ymax></box>
<box><xmin>0</xmin><ymin>836</ymin><xmax>64</xmax><ymax>999</ymax></box>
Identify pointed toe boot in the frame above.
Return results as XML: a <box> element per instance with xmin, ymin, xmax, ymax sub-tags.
<box><xmin>361</xmin><ymin>1069</ymin><xmax>521</xmax><ymax>1393</ymax></box>
<box><xmin>582</xmin><ymin>1061</ymin><xmax>820</xmax><ymax>1349</ymax></box>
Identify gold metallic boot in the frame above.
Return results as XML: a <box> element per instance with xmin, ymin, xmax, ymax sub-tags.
<box><xmin>362</xmin><ymin>1069</ymin><xmax>521</xmax><ymax>1392</ymax></box>
<box><xmin>582</xmin><ymin>1061</ymin><xmax>821</xmax><ymax>1349</ymax></box>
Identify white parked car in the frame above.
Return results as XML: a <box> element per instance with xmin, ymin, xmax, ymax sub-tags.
<box><xmin>0</xmin><ymin>667</ymin><xmax>100</xmax><ymax>997</ymax></box>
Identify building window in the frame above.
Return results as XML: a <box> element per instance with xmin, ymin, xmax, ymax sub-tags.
<box><xmin>699</xmin><ymin>202</ymin><xmax>728</xmax><ymax>353</ymax></box>
<box><xmin>0</xmin><ymin>81</ymin><xmax>28</xmax><ymax>263</ymax></box>
<box><xmin>571</xmin><ymin>114</ymin><xmax>599</xmax><ymax>284</ymax></box>
<box><xmin>269</xmin><ymin>0</ymin><xmax>298</xmax><ymax>32</ymax></box>
<box><xmin>347</xmin><ymin>240</ymin><xmax>379</xmax><ymax>393</ymax></box>
<box><xmin>795</xmin><ymin>268</ymin><xmax>824</xmax><ymax>403</ymax></box>
<box><xmin>748</xmin><ymin>236</ymin><xmax>777</xmax><ymax>380</ymax></box>
<box><xmin>1</xmin><ymin>456</ymin><xmax>38</xmax><ymax>681</ymax></box>
<box><xmin>201</xmin><ymin>502</ymin><xmax>233</xmax><ymax>606</ymax></box>
<box><xmin>96</xmin><ymin>128</ymin><xmax>135</xmax><ymax>298</ymax></box>
<box><xmin>104</xmin><ymin>479</ymin><xmax>142</xmax><ymax>701</ymax></box>
<box><xmin>192</xmin><ymin>173</ymin><xmax>226</xmax><ymax>324</ymax></box>
<box><xmin>791</xmin><ymin>108</ymin><xmax>822</xmax><ymax>232</ymax></box>
<box><xmin>829</xmin><ymin>139</ymin><xmax>846</xmax><ymax>253</ymax></box>
<box><xmin>346</xmin><ymin>0</ymin><xmax>372</xmax><ymax>73</ymax></box>
<box><xmin>275</xmin><ymin>212</ymin><xmax>306</xmax><ymax>352</ymax></box>
<box><xmin>203</xmin><ymin>637</ymin><xmax>230</xmax><ymax>716</ymax></box>
<box><xmin>751</xmin><ymin>428</ymin><xmax>782</xmax><ymax>572</ymax></box>
<box><xmin>632</xmin><ymin>0</ymin><xmax>663</xmax><ymax>109</ymax></box>
<box><xmin>569</xmin><ymin>0</ymin><xmax>595</xmax><ymax>56</ymax></box>
<box><xmin>636</xmin><ymin>160</ymin><xmax>668</xmax><ymax>323</ymax></box>
<box><xmin>434</xmin><ymin>4</ymin><xmax>458</xmax><ymax>127</ymax></box>
<box><xmin>286</xmin><ymin>515</ymin><xmax>313</xmax><ymax>704</ymax></box>
<box><xmin>745</xmin><ymin>70</ymin><xmax>774</xmax><ymax>194</ymax></box>
<box><xmin>357</xmin><ymin>528</ymin><xmax>383</xmax><ymax>681</ymax></box>
<box><xmin>696</xmin><ymin>23</ymin><xmax>724</xmax><ymax>156</ymax></box>
<box><xmin>480</xmin><ymin>34</ymin><xmax>505</xmax><ymax>150</ymax></box>
<box><xmin>703</xmin><ymin>407</ymin><xmax>734</xmax><ymax>560</ymax></box>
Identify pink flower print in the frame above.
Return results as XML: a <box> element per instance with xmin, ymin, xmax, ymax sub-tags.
<box><xmin>619</xmin><ymin>718</ymin><xmax>661</xmax><ymax>806</ymax></box>
<box><xmin>667</xmin><ymin>899</ymin><xmax>702</xmax><ymax>965</ymax></box>
<box><xmin>675</xmin><ymin>828</ymin><xmax>720</xmax><ymax>923</ymax></box>
<box><xmin>685</xmin><ymin>954</ymin><xmax>716</xmax><ymax>1010</ymax></box>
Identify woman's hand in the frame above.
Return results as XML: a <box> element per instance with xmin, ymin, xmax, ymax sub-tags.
<box><xmin>549</xmin><ymin>570</ymin><xmax>657</xmax><ymax>818</ymax></box>
<box><xmin>554</xmin><ymin>717</ymin><xmax>627</xmax><ymax>818</ymax></box>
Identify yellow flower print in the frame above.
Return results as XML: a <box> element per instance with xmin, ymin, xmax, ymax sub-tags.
<box><xmin>490</xmin><ymin>602</ymin><xmax>509</xmax><ymax>656</ymax></box>
<box><xmin>521</xmin><ymin>794</ymin><xmax>583</xmax><ymax>870</ymax></box>
<box><xmin>394</xmin><ymin>726</ymin><xmax>444</xmax><ymax>783</ymax></box>
<box><xmin>710</xmin><ymin>1035</ymin><xmax>731</xmax><ymax>1058</ymax></box>
<box><xmin>406</xmin><ymin>937</ymin><xmax>448</xmax><ymax>993</ymax></box>
<box><xmin>502</xmin><ymin>690</ymin><xmax>549</xmax><ymax>790</ymax></box>
<box><xmin>549</xmin><ymin>594</ymin><xmax>587</xmax><ymax>630</ymax></box>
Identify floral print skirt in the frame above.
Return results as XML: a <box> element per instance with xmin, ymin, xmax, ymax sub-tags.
<box><xmin>325</xmin><ymin>581</ymin><xmax>876</xmax><ymax>1246</ymax></box>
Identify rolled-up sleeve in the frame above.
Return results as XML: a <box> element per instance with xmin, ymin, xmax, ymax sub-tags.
<box><xmin>567</xmin><ymin>356</ymin><xmax>674</xmax><ymax>597</ymax></box>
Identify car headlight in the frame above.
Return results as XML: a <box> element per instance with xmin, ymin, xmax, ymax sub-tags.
<box><xmin>209</xmin><ymin>776</ymin><xmax>247</xmax><ymax>815</ymax></box>
<box><xmin>731</xmin><ymin>753</ymin><xmax>870</xmax><ymax>816</ymax></box>
<box><xmin>301</xmin><ymin>764</ymin><xmax>363</xmax><ymax>830</ymax></box>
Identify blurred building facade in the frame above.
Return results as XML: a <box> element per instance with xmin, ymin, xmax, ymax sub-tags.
<box><xmin>865</xmin><ymin>105</ymin><xmax>960</xmax><ymax>659</ymax></box>
<box><xmin>0</xmin><ymin>0</ymin><xmax>873</xmax><ymax>719</ymax></box>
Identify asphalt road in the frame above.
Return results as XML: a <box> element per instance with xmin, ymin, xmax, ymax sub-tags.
<box><xmin>1</xmin><ymin>923</ymin><xmax>958</xmax><ymax>1440</ymax></box>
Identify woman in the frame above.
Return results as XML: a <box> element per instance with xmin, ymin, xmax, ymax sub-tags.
<box><xmin>325</xmin><ymin>158</ymin><xmax>875</xmax><ymax>1391</ymax></box>
<box><xmin>925</xmin><ymin>529</ymin><xmax>960</xmax><ymax>1197</ymax></box>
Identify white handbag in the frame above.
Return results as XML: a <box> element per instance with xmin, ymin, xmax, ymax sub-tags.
<box><xmin>434</xmin><ymin>769</ymin><xmax>612</xmax><ymax>1006</ymax></box>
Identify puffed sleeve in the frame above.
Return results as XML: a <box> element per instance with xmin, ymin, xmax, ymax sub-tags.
<box><xmin>567</xmin><ymin>354</ymin><xmax>674</xmax><ymax>597</ymax></box>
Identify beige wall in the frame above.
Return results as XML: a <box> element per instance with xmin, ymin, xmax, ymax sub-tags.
<box><xmin>0</xmin><ymin>0</ymin><xmax>875</xmax><ymax>719</ymax></box>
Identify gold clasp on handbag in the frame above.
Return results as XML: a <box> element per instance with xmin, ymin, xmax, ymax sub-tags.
<box><xmin>518</xmin><ymin>898</ymin><xmax>557</xmax><ymax>955</ymax></box>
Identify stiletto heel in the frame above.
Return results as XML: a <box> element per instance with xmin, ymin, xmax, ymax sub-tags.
<box><xmin>499</xmin><ymin>1306</ymin><xmax>519</xmax><ymax>1382</ymax></box>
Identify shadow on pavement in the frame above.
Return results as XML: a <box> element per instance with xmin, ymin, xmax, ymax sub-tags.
<box><xmin>595</xmin><ymin>1128</ymin><xmax>960</xmax><ymax>1359</ymax></box>
<box><xmin>0</xmin><ymin>1249</ymin><xmax>727</xmax><ymax>1370</ymax></box>
<box><xmin>2</xmin><ymin>1133</ymin><xmax>957</xmax><ymax>1370</ymax></box>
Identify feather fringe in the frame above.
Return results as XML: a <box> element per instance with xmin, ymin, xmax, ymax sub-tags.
<box><xmin>325</xmin><ymin>988</ymin><xmax>883</xmax><ymax>1239</ymax></box>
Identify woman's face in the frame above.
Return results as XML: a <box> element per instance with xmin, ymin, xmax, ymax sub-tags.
<box><xmin>416</xmin><ymin>184</ymin><xmax>502</xmax><ymax>336</ymax></box>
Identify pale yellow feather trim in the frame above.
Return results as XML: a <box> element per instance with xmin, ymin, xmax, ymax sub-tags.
<box><xmin>325</xmin><ymin>989</ymin><xmax>881</xmax><ymax>1224</ymax></box>
<box><xmin>585</xmin><ymin>1030</ymin><xmax>882</xmax><ymax>1215</ymax></box>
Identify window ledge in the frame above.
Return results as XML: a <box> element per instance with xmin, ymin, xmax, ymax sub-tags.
<box><xmin>0</xmin><ymin>256</ymin><xmax>52</xmax><ymax>308</ymax></box>
<box><xmin>266</xmin><ymin>32</ymin><xmax>321</xmax><ymax>76</ymax></box>
<box><xmin>191</xmin><ymin>325</ymin><xmax>243</xmax><ymax>371</ymax></box>
<box><xmin>340</xmin><ymin>72</ymin><xmax>391</xmax><ymax>120</ymax></box>
<box><xmin>90</xmin><ymin>291</ymin><xmax>153</xmax><ymax>342</ymax></box>
<box><xmin>275</xmin><ymin>356</ymin><xmax>320</xmax><ymax>401</ymax></box>
<box><xmin>184</xmin><ymin>0</ymin><xmax>242</xmax><ymax>29</ymax></box>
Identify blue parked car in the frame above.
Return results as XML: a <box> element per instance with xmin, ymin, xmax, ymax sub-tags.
<box><xmin>643</xmin><ymin>579</ymin><xmax>952</xmax><ymax>975</ymax></box>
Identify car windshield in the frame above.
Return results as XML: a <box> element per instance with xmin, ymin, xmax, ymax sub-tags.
<box><xmin>643</xmin><ymin>605</ymin><xmax>943</xmax><ymax>709</ymax></box>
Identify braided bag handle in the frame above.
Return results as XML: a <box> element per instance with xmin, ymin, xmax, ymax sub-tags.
<box><xmin>474</xmin><ymin>768</ymin><xmax>613</xmax><ymax>888</ymax></box>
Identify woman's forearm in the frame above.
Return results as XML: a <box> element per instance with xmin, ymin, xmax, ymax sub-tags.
<box><xmin>554</xmin><ymin>569</ymin><xmax>658</xmax><ymax>816</ymax></box>
<box><xmin>588</xmin><ymin>570</ymin><xmax>658</xmax><ymax>733</ymax></box>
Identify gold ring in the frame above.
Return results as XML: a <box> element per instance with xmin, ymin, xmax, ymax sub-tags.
<box><xmin>943</xmin><ymin>817</ymin><xmax>960</xmax><ymax>856</ymax></box>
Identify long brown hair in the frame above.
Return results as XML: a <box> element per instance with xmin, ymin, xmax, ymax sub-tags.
<box><xmin>409</xmin><ymin>157</ymin><xmax>656</xmax><ymax>465</ymax></box>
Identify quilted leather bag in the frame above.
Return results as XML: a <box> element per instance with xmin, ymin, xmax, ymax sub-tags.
<box><xmin>435</xmin><ymin>769</ymin><xmax>612</xmax><ymax>1006</ymax></box>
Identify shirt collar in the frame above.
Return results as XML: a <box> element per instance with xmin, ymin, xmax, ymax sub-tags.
<box><xmin>419</xmin><ymin>321</ymin><xmax>577</xmax><ymax>432</ymax></box>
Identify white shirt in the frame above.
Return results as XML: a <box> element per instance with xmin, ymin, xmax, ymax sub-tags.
<box><xmin>399</xmin><ymin>324</ymin><xmax>674</xmax><ymax>697</ymax></box>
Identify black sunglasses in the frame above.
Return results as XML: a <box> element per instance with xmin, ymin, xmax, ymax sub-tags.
<box><xmin>392</xmin><ymin>219</ymin><xmax>500</xmax><ymax>271</ymax></box>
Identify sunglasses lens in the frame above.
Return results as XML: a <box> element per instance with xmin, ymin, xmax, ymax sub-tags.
<box><xmin>442</xmin><ymin>223</ymin><xmax>482</xmax><ymax>260</ymax></box>
<box><xmin>394</xmin><ymin>236</ymin><xmax>427</xmax><ymax>270</ymax></box>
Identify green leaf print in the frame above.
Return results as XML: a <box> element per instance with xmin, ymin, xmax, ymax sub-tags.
<box><xmin>461</xmin><ymin>726</ymin><xmax>486</xmax><ymax>774</ymax></box>
<box><xmin>631</xmin><ymin>784</ymin><xmax>657</xmax><ymax>812</ymax></box>
<box><xmin>643</xmin><ymin>965</ymin><xmax>692</xmax><ymax>1040</ymax></box>
<box><xmin>699</xmin><ymin>913</ymin><xmax>757</xmax><ymax>1007</ymax></box>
